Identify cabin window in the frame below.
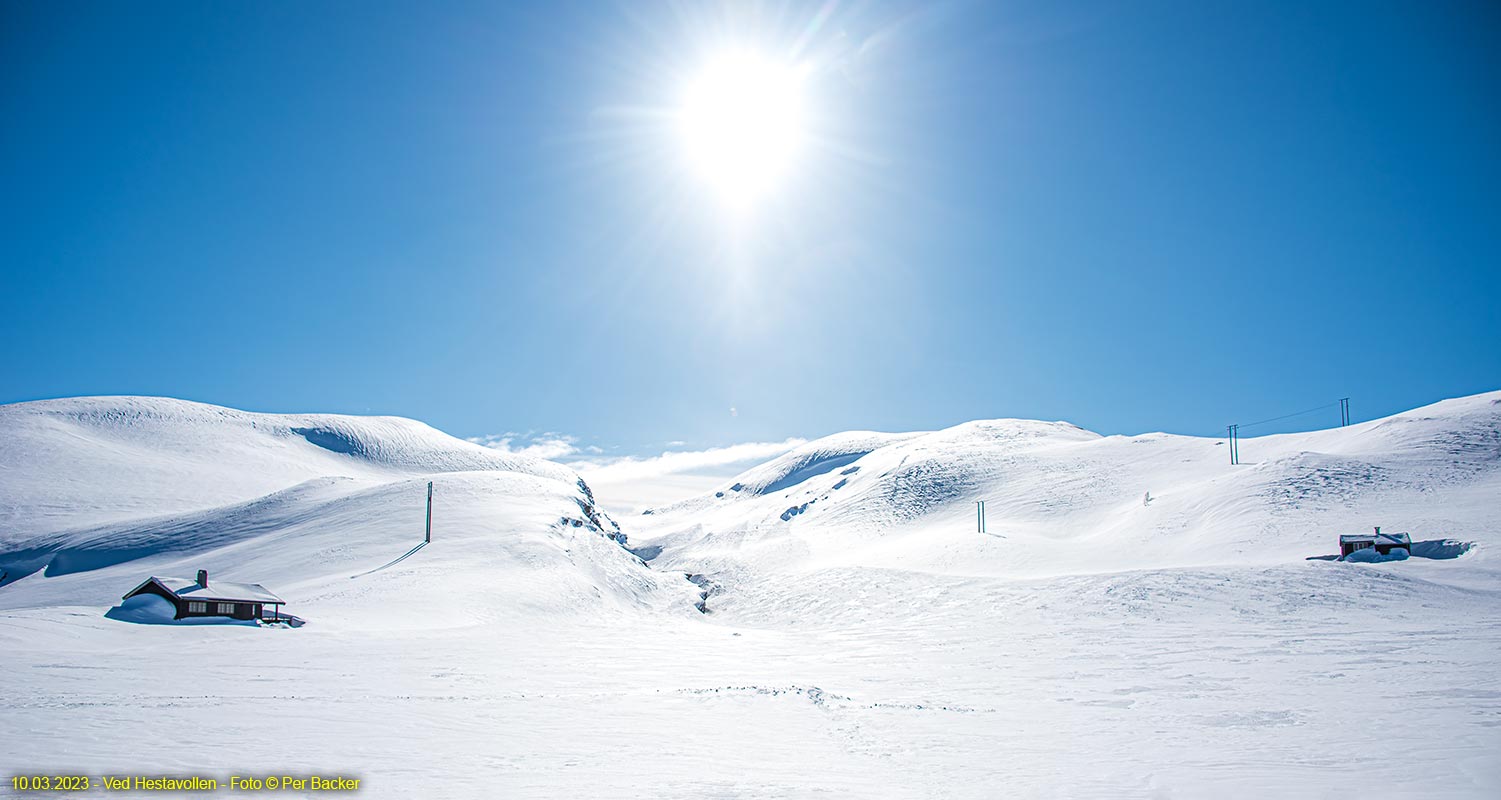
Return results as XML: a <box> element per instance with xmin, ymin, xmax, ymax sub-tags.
<box><xmin>217</xmin><ymin>602</ymin><xmax>235</xmax><ymax>615</ymax></box>
<box><xmin>188</xmin><ymin>601</ymin><xmax>207</xmax><ymax>613</ymax></box>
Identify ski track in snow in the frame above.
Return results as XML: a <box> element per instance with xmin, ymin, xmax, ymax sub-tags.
<box><xmin>0</xmin><ymin>393</ymin><xmax>1499</xmax><ymax>798</ymax></box>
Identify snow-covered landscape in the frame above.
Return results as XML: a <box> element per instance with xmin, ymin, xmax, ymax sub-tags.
<box><xmin>2</xmin><ymin>392</ymin><xmax>1497</xmax><ymax>798</ymax></box>
<box><xmin>7</xmin><ymin>1</ymin><xmax>1498</xmax><ymax>796</ymax></box>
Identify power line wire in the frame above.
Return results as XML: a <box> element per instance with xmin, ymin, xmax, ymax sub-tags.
<box><xmin>1236</xmin><ymin>400</ymin><xmax>1342</xmax><ymax>431</ymax></box>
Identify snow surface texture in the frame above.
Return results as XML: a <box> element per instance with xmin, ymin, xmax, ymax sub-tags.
<box><xmin>1</xmin><ymin>393</ymin><xmax>1499</xmax><ymax>798</ymax></box>
<box><xmin>1340</xmin><ymin>546</ymin><xmax>1410</xmax><ymax>563</ymax></box>
<box><xmin>0</xmin><ymin>397</ymin><xmax>688</xmax><ymax>621</ymax></box>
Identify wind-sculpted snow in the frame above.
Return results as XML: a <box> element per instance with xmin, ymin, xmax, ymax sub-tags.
<box><xmin>733</xmin><ymin>433</ymin><xmax>919</xmax><ymax>495</ymax></box>
<box><xmin>0</xmin><ymin>477</ymin><xmax>359</xmax><ymax>584</ymax></box>
<box><xmin>0</xmin><ymin>469</ymin><xmax>698</xmax><ymax>622</ymax></box>
<box><xmin>103</xmin><ymin>593</ymin><xmax>262</xmax><ymax>626</ymax></box>
<box><xmin>0</xmin><ymin>396</ymin><xmax>694</xmax><ymax>619</ymax></box>
<box><xmin>0</xmin><ymin>396</ymin><xmax>579</xmax><ymax>544</ymax></box>
<box><xmin>635</xmin><ymin>391</ymin><xmax>1501</xmax><ymax>581</ymax></box>
<box><xmin>1</xmin><ymin>392</ymin><xmax>1499</xmax><ymax>797</ymax></box>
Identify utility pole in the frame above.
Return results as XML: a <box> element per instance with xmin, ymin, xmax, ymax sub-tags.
<box><xmin>425</xmin><ymin>481</ymin><xmax>433</xmax><ymax>543</ymax></box>
<box><xmin>1227</xmin><ymin>424</ymin><xmax>1240</xmax><ymax>465</ymax></box>
<box><xmin>977</xmin><ymin>500</ymin><xmax>986</xmax><ymax>534</ymax></box>
<box><xmin>1340</xmin><ymin>397</ymin><xmax>1350</xmax><ymax>427</ymax></box>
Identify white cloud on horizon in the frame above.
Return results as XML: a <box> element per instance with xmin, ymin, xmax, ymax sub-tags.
<box><xmin>466</xmin><ymin>432</ymin><xmax>581</xmax><ymax>461</ymax></box>
<box><xmin>467</xmin><ymin>431</ymin><xmax>806</xmax><ymax>483</ymax></box>
<box><xmin>575</xmin><ymin>438</ymin><xmax>807</xmax><ymax>483</ymax></box>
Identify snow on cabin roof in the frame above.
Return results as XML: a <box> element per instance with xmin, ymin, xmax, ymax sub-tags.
<box><xmin>1339</xmin><ymin>532</ymin><xmax>1412</xmax><ymax>546</ymax></box>
<box><xmin>136</xmin><ymin>576</ymin><xmax>284</xmax><ymax>604</ymax></box>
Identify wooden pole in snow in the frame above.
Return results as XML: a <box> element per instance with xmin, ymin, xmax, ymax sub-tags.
<box><xmin>425</xmin><ymin>481</ymin><xmax>433</xmax><ymax>543</ymax></box>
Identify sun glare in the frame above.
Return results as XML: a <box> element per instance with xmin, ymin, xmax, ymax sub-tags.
<box><xmin>679</xmin><ymin>52</ymin><xmax>807</xmax><ymax>209</ymax></box>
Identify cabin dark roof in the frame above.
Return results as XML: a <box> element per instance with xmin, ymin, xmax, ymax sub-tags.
<box><xmin>1339</xmin><ymin>532</ymin><xmax>1411</xmax><ymax>546</ymax></box>
<box><xmin>127</xmin><ymin>576</ymin><xmax>283</xmax><ymax>604</ymax></box>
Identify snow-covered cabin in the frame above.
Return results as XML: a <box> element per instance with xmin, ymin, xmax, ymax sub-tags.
<box><xmin>122</xmin><ymin>569</ymin><xmax>285</xmax><ymax>621</ymax></box>
<box><xmin>1339</xmin><ymin>528</ymin><xmax>1412</xmax><ymax>558</ymax></box>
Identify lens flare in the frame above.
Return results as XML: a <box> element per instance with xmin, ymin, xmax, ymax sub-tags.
<box><xmin>679</xmin><ymin>52</ymin><xmax>807</xmax><ymax>209</ymax></box>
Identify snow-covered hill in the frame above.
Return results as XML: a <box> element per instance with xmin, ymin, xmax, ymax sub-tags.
<box><xmin>0</xmin><ymin>396</ymin><xmax>691</xmax><ymax>619</ymax></box>
<box><xmin>634</xmin><ymin>392</ymin><xmax>1501</xmax><ymax>587</ymax></box>
<box><xmin>0</xmin><ymin>396</ymin><xmax>578</xmax><ymax>543</ymax></box>
<box><xmin>0</xmin><ymin>392</ymin><xmax>1497</xmax><ymax>798</ymax></box>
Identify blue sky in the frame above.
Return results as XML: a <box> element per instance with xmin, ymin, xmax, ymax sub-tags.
<box><xmin>3</xmin><ymin>0</ymin><xmax>1498</xmax><ymax>458</ymax></box>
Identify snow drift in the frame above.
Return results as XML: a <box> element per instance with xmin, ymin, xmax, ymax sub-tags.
<box><xmin>634</xmin><ymin>392</ymin><xmax>1501</xmax><ymax>584</ymax></box>
<box><xmin>103</xmin><ymin>592</ymin><xmax>264</xmax><ymax>626</ymax></box>
<box><xmin>0</xmin><ymin>395</ymin><xmax>579</xmax><ymax>544</ymax></box>
<box><xmin>1</xmin><ymin>392</ymin><xmax>1498</xmax><ymax>799</ymax></box>
<box><xmin>0</xmin><ymin>396</ymin><xmax>696</xmax><ymax>621</ymax></box>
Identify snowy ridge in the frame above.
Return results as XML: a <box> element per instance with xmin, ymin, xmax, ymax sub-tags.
<box><xmin>0</xmin><ymin>396</ymin><xmax>694</xmax><ymax>621</ymax></box>
<box><xmin>0</xmin><ymin>392</ymin><xmax>1498</xmax><ymax>797</ymax></box>
<box><xmin>0</xmin><ymin>396</ymin><xmax>578</xmax><ymax>543</ymax></box>
<box><xmin>635</xmin><ymin>391</ymin><xmax>1501</xmax><ymax>583</ymax></box>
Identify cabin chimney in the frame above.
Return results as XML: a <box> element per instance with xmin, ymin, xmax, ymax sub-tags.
<box><xmin>1374</xmin><ymin>526</ymin><xmax>1381</xmax><ymax>536</ymax></box>
<box><xmin>196</xmin><ymin>569</ymin><xmax>208</xmax><ymax>586</ymax></box>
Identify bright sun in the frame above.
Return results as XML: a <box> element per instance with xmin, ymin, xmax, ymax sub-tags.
<box><xmin>679</xmin><ymin>52</ymin><xmax>807</xmax><ymax>208</ymax></box>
